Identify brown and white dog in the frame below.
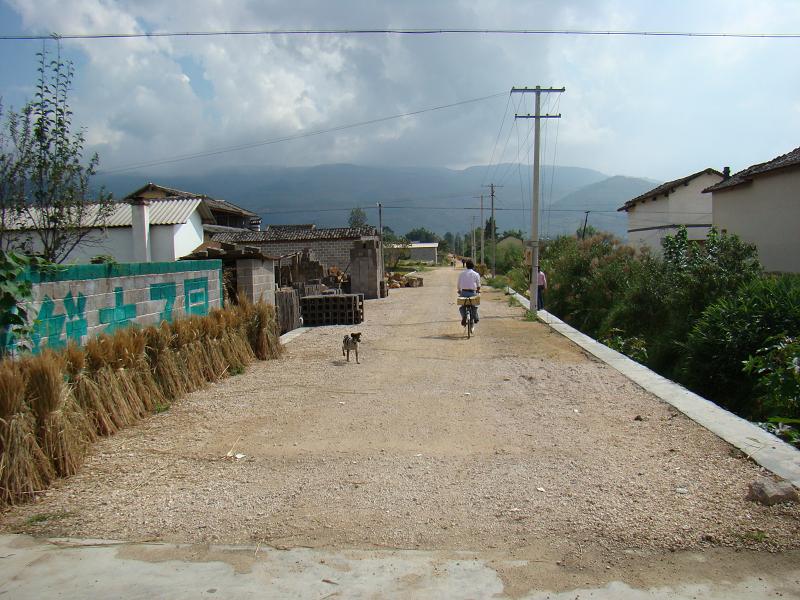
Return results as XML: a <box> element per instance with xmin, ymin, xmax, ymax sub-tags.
<box><xmin>342</xmin><ymin>332</ymin><xmax>362</xmax><ymax>364</ymax></box>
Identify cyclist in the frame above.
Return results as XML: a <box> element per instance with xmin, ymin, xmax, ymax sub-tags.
<box><xmin>457</xmin><ymin>259</ymin><xmax>481</xmax><ymax>328</ymax></box>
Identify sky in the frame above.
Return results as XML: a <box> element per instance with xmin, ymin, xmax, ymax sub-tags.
<box><xmin>1</xmin><ymin>0</ymin><xmax>799</xmax><ymax>184</ymax></box>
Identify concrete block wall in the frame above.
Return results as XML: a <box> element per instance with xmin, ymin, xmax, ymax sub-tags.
<box><xmin>251</xmin><ymin>239</ymin><xmax>372</xmax><ymax>272</ymax></box>
<box><xmin>236</xmin><ymin>258</ymin><xmax>276</xmax><ymax>305</ymax></box>
<box><xmin>350</xmin><ymin>241</ymin><xmax>382</xmax><ymax>299</ymax></box>
<box><xmin>11</xmin><ymin>260</ymin><xmax>223</xmax><ymax>353</ymax></box>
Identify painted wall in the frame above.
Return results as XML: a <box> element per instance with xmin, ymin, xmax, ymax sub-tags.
<box><xmin>712</xmin><ymin>169</ymin><xmax>800</xmax><ymax>273</ymax></box>
<box><xmin>626</xmin><ymin>172</ymin><xmax>720</xmax><ymax>254</ymax></box>
<box><xmin>6</xmin><ymin>260</ymin><xmax>223</xmax><ymax>354</ymax></box>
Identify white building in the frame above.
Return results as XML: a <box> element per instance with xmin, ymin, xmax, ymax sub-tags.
<box><xmin>618</xmin><ymin>168</ymin><xmax>724</xmax><ymax>254</ymax></box>
<box><xmin>704</xmin><ymin>146</ymin><xmax>800</xmax><ymax>274</ymax></box>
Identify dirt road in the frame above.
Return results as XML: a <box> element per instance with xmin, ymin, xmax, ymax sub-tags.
<box><xmin>3</xmin><ymin>267</ymin><xmax>799</xmax><ymax>593</ymax></box>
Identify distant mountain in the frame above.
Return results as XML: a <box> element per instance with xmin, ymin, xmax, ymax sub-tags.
<box><xmin>95</xmin><ymin>164</ymin><xmax>655</xmax><ymax>239</ymax></box>
<box><xmin>541</xmin><ymin>175</ymin><xmax>659</xmax><ymax>240</ymax></box>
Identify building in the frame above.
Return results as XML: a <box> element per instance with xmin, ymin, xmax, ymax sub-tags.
<box><xmin>407</xmin><ymin>242</ymin><xmax>439</xmax><ymax>263</ymax></box>
<box><xmin>124</xmin><ymin>182</ymin><xmax>261</xmax><ymax>236</ymax></box>
<box><xmin>704</xmin><ymin>146</ymin><xmax>800</xmax><ymax>273</ymax></box>
<box><xmin>212</xmin><ymin>224</ymin><xmax>383</xmax><ymax>298</ymax></box>
<box><xmin>617</xmin><ymin>168</ymin><xmax>724</xmax><ymax>253</ymax></box>
<box><xmin>1</xmin><ymin>183</ymin><xmax>260</xmax><ymax>264</ymax></box>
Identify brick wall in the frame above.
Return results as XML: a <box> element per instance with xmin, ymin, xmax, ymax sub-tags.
<box><xmin>9</xmin><ymin>260</ymin><xmax>223</xmax><ymax>354</ymax></box>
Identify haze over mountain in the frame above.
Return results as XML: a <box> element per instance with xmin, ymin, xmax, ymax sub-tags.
<box><xmin>96</xmin><ymin>164</ymin><xmax>658</xmax><ymax>241</ymax></box>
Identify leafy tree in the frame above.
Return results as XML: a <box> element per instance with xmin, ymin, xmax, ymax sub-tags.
<box><xmin>348</xmin><ymin>207</ymin><xmax>368</xmax><ymax>228</ymax></box>
<box><xmin>453</xmin><ymin>233</ymin><xmax>464</xmax><ymax>256</ymax></box>
<box><xmin>484</xmin><ymin>216</ymin><xmax>498</xmax><ymax>240</ymax></box>
<box><xmin>0</xmin><ymin>48</ymin><xmax>113</xmax><ymax>263</ymax></box>
<box><xmin>405</xmin><ymin>227</ymin><xmax>439</xmax><ymax>243</ymax></box>
<box><xmin>501</xmin><ymin>229</ymin><xmax>524</xmax><ymax>240</ymax></box>
<box><xmin>0</xmin><ymin>249</ymin><xmax>55</xmax><ymax>355</ymax></box>
<box><xmin>381</xmin><ymin>225</ymin><xmax>398</xmax><ymax>243</ymax></box>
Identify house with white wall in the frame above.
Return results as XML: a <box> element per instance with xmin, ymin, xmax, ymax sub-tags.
<box><xmin>703</xmin><ymin>146</ymin><xmax>800</xmax><ymax>273</ymax></box>
<box><xmin>618</xmin><ymin>168</ymin><xmax>724</xmax><ymax>253</ymax></box>
<box><xmin>1</xmin><ymin>183</ymin><xmax>262</xmax><ymax>264</ymax></box>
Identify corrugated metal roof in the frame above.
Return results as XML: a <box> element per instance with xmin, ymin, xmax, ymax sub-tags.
<box><xmin>1</xmin><ymin>198</ymin><xmax>213</xmax><ymax>230</ymax></box>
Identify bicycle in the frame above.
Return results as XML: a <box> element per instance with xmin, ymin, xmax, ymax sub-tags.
<box><xmin>457</xmin><ymin>294</ymin><xmax>480</xmax><ymax>339</ymax></box>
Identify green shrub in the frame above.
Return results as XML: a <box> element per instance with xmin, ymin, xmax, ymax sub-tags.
<box><xmin>743</xmin><ymin>335</ymin><xmax>800</xmax><ymax>420</ymax></box>
<box><xmin>681</xmin><ymin>275</ymin><xmax>800</xmax><ymax>418</ymax></box>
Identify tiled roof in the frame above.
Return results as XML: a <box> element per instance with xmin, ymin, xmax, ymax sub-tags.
<box><xmin>618</xmin><ymin>168</ymin><xmax>722</xmax><ymax>212</ymax></box>
<box><xmin>703</xmin><ymin>146</ymin><xmax>800</xmax><ymax>193</ymax></box>
<box><xmin>211</xmin><ymin>225</ymin><xmax>378</xmax><ymax>244</ymax></box>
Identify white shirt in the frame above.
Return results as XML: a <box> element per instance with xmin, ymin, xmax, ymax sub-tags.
<box><xmin>457</xmin><ymin>269</ymin><xmax>481</xmax><ymax>291</ymax></box>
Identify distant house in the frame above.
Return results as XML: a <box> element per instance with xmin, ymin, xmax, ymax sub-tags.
<box><xmin>406</xmin><ymin>242</ymin><xmax>439</xmax><ymax>263</ymax></box>
<box><xmin>703</xmin><ymin>146</ymin><xmax>800</xmax><ymax>273</ymax></box>
<box><xmin>617</xmin><ymin>168</ymin><xmax>723</xmax><ymax>253</ymax></box>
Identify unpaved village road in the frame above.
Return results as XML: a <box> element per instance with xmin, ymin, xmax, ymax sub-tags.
<box><xmin>3</xmin><ymin>267</ymin><xmax>799</xmax><ymax>593</ymax></box>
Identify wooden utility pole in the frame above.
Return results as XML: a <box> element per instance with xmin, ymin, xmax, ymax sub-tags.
<box><xmin>512</xmin><ymin>85</ymin><xmax>564</xmax><ymax>311</ymax></box>
<box><xmin>483</xmin><ymin>183</ymin><xmax>502</xmax><ymax>278</ymax></box>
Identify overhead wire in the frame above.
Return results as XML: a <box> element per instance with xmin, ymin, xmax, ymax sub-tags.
<box><xmin>4</xmin><ymin>28</ymin><xmax>799</xmax><ymax>41</ymax></box>
<box><xmin>98</xmin><ymin>90</ymin><xmax>508</xmax><ymax>174</ymax></box>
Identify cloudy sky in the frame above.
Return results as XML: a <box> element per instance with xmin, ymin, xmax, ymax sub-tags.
<box><xmin>1</xmin><ymin>0</ymin><xmax>799</xmax><ymax>183</ymax></box>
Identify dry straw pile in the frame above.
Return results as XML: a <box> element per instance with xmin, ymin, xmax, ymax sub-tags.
<box><xmin>0</xmin><ymin>300</ymin><xmax>281</xmax><ymax>506</ymax></box>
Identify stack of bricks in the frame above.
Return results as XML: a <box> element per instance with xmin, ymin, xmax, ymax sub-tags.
<box><xmin>235</xmin><ymin>258</ymin><xmax>276</xmax><ymax>305</ymax></box>
<box><xmin>300</xmin><ymin>294</ymin><xmax>364</xmax><ymax>326</ymax></box>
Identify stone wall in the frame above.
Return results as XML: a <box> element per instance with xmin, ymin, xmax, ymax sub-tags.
<box><xmin>9</xmin><ymin>260</ymin><xmax>223</xmax><ymax>353</ymax></box>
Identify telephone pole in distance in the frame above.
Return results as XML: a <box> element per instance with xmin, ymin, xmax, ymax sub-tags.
<box><xmin>512</xmin><ymin>85</ymin><xmax>564</xmax><ymax>312</ymax></box>
<box><xmin>483</xmin><ymin>183</ymin><xmax>502</xmax><ymax>278</ymax></box>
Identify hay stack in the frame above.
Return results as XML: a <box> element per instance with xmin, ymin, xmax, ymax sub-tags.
<box><xmin>0</xmin><ymin>360</ymin><xmax>54</xmax><ymax>505</ymax></box>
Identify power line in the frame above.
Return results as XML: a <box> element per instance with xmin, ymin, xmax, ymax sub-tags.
<box><xmin>4</xmin><ymin>28</ymin><xmax>800</xmax><ymax>41</ymax></box>
<box><xmin>98</xmin><ymin>91</ymin><xmax>507</xmax><ymax>174</ymax></box>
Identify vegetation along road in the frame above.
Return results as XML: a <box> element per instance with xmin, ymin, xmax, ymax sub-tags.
<box><xmin>3</xmin><ymin>267</ymin><xmax>798</xmax><ymax>594</ymax></box>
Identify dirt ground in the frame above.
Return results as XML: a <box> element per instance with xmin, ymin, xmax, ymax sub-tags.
<box><xmin>3</xmin><ymin>267</ymin><xmax>799</xmax><ymax>593</ymax></box>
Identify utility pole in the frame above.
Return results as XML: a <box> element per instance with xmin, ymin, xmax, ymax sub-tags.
<box><xmin>513</xmin><ymin>85</ymin><xmax>564</xmax><ymax>311</ymax></box>
<box><xmin>472</xmin><ymin>195</ymin><xmax>485</xmax><ymax>266</ymax></box>
<box><xmin>581</xmin><ymin>211</ymin><xmax>590</xmax><ymax>240</ymax></box>
<box><xmin>378</xmin><ymin>202</ymin><xmax>383</xmax><ymax>242</ymax></box>
<box><xmin>483</xmin><ymin>183</ymin><xmax>502</xmax><ymax>278</ymax></box>
<box><xmin>471</xmin><ymin>215</ymin><xmax>476</xmax><ymax>264</ymax></box>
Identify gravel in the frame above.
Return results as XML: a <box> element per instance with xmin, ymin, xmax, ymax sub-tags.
<box><xmin>3</xmin><ymin>268</ymin><xmax>799</xmax><ymax>562</ymax></box>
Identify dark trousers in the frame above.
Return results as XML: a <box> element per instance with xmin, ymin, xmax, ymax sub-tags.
<box><xmin>459</xmin><ymin>290</ymin><xmax>479</xmax><ymax>322</ymax></box>
<box><xmin>537</xmin><ymin>286</ymin><xmax>545</xmax><ymax>310</ymax></box>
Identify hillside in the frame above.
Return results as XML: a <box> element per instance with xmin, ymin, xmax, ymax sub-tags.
<box><xmin>541</xmin><ymin>175</ymin><xmax>659</xmax><ymax>239</ymax></box>
<box><xmin>96</xmin><ymin>164</ymin><xmax>656</xmax><ymax>239</ymax></box>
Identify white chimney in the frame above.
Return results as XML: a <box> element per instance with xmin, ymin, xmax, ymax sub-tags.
<box><xmin>131</xmin><ymin>198</ymin><xmax>151</xmax><ymax>262</ymax></box>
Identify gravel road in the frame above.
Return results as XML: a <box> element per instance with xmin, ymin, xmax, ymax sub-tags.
<box><xmin>3</xmin><ymin>267</ymin><xmax>799</xmax><ymax>583</ymax></box>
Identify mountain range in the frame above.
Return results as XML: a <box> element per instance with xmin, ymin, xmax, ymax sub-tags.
<box><xmin>96</xmin><ymin>164</ymin><xmax>659</xmax><ymax>241</ymax></box>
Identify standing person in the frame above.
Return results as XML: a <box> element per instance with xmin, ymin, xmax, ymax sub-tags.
<box><xmin>457</xmin><ymin>259</ymin><xmax>481</xmax><ymax>327</ymax></box>
<box><xmin>537</xmin><ymin>266</ymin><xmax>547</xmax><ymax>311</ymax></box>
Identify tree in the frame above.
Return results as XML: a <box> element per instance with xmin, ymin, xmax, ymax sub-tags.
<box><xmin>1</xmin><ymin>47</ymin><xmax>113</xmax><ymax>263</ymax></box>
<box><xmin>501</xmin><ymin>229</ymin><xmax>524</xmax><ymax>240</ymax></box>
<box><xmin>348</xmin><ymin>207</ymin><xmax>368</xmax><ymax>228</ymax></box>
<box><xmin>405</xmin><ymin>227</ymin><xmax>440</xmax><ymax>243</ymax></box>
<box><xmin>484</xmin><ymin>216</ymin><xmax>497</xmax><ymax>241</ymax></box>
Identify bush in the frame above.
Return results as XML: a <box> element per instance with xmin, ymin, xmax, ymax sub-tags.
<box><xmin>681</xmin><ymin>275</ymin><xmax>800</xmax><ymax>418</ymax></box>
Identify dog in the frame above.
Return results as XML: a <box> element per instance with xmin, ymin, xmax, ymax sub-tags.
<box><xmin>342</xmin><ymin>332</ymin><xmax>362</xmax><ymax>364</ymax></box>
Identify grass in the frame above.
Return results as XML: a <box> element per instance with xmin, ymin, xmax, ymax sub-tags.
<box><xmin>26</xmin><ymin>511</ymin><xmax>71</xmax><ymax>525</ymax></box>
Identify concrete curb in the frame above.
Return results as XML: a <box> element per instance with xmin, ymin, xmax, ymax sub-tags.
<box><xmin>279</xmin><ymin>327</ymin><xmax>308</xmax><ymax>345</ymax></box>
<box><xmin>507</xmin><ymin>287</ymin><xmax>800</xmax><ymax>487</ymax></box>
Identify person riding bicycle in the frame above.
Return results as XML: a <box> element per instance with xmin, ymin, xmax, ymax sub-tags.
<box><xmin>457</xmin><ymin>259</ymin><xmax>481</xmax><ymax>328</ymax></box>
